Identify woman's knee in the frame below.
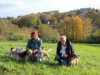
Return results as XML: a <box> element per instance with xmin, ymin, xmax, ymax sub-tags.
<box><xmin>62</xmin><ymin>60</ymin><xmax>67</xmax><ymax>65</ymax></box>
<box><xmin>55</xmin><ymin>55</ymin><xmax>61</xmax><ymax>61</ymax></box>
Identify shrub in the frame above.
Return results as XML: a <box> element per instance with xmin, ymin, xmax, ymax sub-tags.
<box><xmin>17</xmin><ymin>14</ymin><xmax>37</xmax><ymax>28</ymax></box>
<box><xmin>81</xmin><ymin>29</ymin><xmax>100</xmax><ymax>43</ymax></box>
<box><xmin>0</xmin><ymin>19</ymin><xmax>30</xmax><ymax>41</ymax></box>
<box><xmin>38</xmin><ymin>24</ymin><xmax>60</xmax><ymax>42</ymax></box>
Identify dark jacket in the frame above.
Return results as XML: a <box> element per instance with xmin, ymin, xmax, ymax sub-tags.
<box><xmin>57</xmin><ymin>39</ymin><xmax>74</xmax><ymax>57</ymax></box>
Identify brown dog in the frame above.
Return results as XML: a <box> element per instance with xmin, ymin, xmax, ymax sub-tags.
<box><xmin>24</xmin><ymin>49</ymin><xmax>34</xmax><ymax>61</ymax></box>
<box><xmin>65</xmin><ymin>53</ymin><xmax>80</xmax><ymax>66</ymax></box>
<box><xmin>42</xmin><ymin>48</ymin><xmax>50</xmax><ymax>59</ymax></box>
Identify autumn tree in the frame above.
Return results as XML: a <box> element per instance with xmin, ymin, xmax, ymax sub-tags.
<box><xmin>85</xmin><ymin>10</ymin><xmax>100</xmax><ymax>29</ymax></box>
<box><xmin>35</xmin><ymin>18</ymin><xmax>42</xmax><ymax>29</ymax></box>
<box><xmin>72</xmin><ymin>16</ymin><xmax>84</xmax><ymax>42</ymax></box>
<box><xmin>12</xmin><ymin>14</ymin><xmax>37</xmax><ymax>28</ymax></box>
<box><xmin>50</xmin><ymin>17</ymin><xmax>57</xmax><ymax>25</ymax></box>
<box><xmin>52</xmin><ymin>12</ymin><xmax>61</xmax><ymax>23</ymax></box>
<box><xmin>59</xmin><ymin>16</ymin><xmax>84</xmax><ymax>42</ymax></box>
<box><xmin>18</xmin><ymin>14</ymin><xmax>37</xmax><ymax>27</ymax></box>
<box><xmin>58</xmin><ymin>17</ymin><xmax>73</xmax><ymax>39</ymax></box>
<box><xmin>39</xmin><ymin>14</ymin><xmax>50</xmax><ymax>24</ymax></box>
<box><xmin>12</xmin><ymin>18</ymin><xmax>20</xmax><ymax>26</ymax></box>
<box><xmin>67</xmin><ymin>11</ymin><xmax>76</xmax><ymax>17</ymax></box>
<box><xmin>38</xmin><ymin>24</ymin><xmax>60</xmax><ymax>42</ymax></box>
<box><xmin>0</xmin><ymin>19</ymin><xmax>29</xmax><ymax>41</ymax></box>
<box><xmin>79</xmin><ymin>14</ymin><xmax>92</xmax><ymax>40</ymax></box>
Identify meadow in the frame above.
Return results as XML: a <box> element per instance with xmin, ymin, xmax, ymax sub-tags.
<box><xmin>0</xmin><ymin>41</ymin><xmax>100</xmax><ymax>75</ymax></box>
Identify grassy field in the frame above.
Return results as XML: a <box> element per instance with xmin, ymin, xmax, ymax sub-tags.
<box><xmin>0</xmin><ymin>41</ymin><xmax>100</xmax><ymax>75</ymax></box>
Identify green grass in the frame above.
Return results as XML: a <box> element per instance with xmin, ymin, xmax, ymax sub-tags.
<box><xmin>0</xmin><ymin>41</ymin><xmax>100</xmax><ymax>75</ymax></box>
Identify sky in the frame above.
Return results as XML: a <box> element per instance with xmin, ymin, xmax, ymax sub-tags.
<box><xmin>0</xmin><ymin>0</ymin><xmax>100</xmax><ymax>18</ymax></box>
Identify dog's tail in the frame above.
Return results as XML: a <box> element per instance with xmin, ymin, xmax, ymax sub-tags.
<box><xmin>47</xmin><ymin>49</ymin><xmax>52</xmax><ymax>52</ymax></box>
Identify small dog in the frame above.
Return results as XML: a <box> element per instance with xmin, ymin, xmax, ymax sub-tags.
<box><xmin>10</xmin><ymin>48</ymin><xmax>33</xmax><ymax>61</ymax></box>
<box><xmin>16</xmin><ymin>47</ymin><xmax>23</xmax><ymax>53</ymax></box>
<box><xmin>36</xmin><ymin>47</ymin><xmax>51</xmax><ymax>63</ymax></box>
<box><xmin>9</xmin><ymin>47</ymin><xmax>23</xmax><ymax>57</ymax></box>
<box><xmin>9</xmin><ymin>48</ymin><xmax>17</xmax><ymax>57</ymax></box>
<box><xmin>66</xmin><ymin>53</ymin><xmax>80</xmax><ymax>66</ymax></box>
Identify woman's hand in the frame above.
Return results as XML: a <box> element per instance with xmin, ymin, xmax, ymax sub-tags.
<box><xmin>63</xmin><ymin>54</ymin><xmax>68</xmax><ymax>59</ymax></box>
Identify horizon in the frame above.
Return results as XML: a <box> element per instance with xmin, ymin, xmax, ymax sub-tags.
<box><xmin>0</xmin><ymin>0</ymin><xmax>100</xmax><ymax>18</ymax></box>
<box><xmin>1</xmin><ymin>7</ymin><xmax>97</xmax><ymax>18</ymax></box>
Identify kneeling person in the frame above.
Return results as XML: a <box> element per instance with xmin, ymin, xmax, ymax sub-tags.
<box><xmin>26</xmin><ymin>30</ymin><xmax>42</xmax><ymax>62</ymax></box>
<box><xmin>55</xmin><ymin>36</ymin><xmax>74</xmax><ymax>65</ymax></box>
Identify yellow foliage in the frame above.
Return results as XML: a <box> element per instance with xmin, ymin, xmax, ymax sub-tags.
<box><xmin>59</xmin><ymin>16</ymin><xmax>84</xmax><ymax>42</ymax></box>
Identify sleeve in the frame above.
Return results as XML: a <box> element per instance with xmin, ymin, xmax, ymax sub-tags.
<box><xmin>38</xmin><ymin>39</ymin><xmax>42</xmax><ymax>47</ymax></box>
<box><xmin>57</xmin><ymin>42</ymin><xmax>62</xmax><ymax>56</ymax></box>
<box><xmin>26</xmin><ymin>39</ymin><xmax>31</xmax><ymax>49</ymax></box>
<box><xmin>70</xmin><ymin>42</ymin><xmax>74</xmax><ymax>54</ymax></box>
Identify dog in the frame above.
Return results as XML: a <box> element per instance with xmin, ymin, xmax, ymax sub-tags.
<box><xmin>36</xmin><ymin>47</ymin><xmax>51</xmax><ymax>63</ymax></box>
<box><xmin>10</xmin><ymin>48</ymin><xmax>33</xmax><ymax>61</ymax></box>
<box><xmin>66</xmin><ymin>53</ymin><xmax>80</xmax><ymax>66</ymax></box>
<box><xmin>16</xmin><ymin>47</ymin><xmax>23</xmax><ymax>53</ymax></box>
<box><xmin>9</xmin><ymin>47</ymin><xmax>23</xmax><ymax>57</ymax></box>
<box><xmin>9</xmin><ymin>48</ymin><xmax>17</xmax><ymax>57</ymax></box>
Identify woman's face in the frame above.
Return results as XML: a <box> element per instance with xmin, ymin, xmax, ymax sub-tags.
<box><xmin>32</xmin><ymin>34</ymin><xmax>38</xmax><ymax>40</ymax></box>
<box><xmin>60</xmin><ymin>38</ymin><xmax>66</xmax><ymax>46</ymax></box>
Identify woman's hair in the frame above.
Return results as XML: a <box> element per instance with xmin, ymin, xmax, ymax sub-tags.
<box><xmin>60</xmin><ymin>36</ymin><xmax>67</xmax><ymax>41</ymax></box>
<box><xmin>31</xmin><ymin>30</ymin><xmax>38</xmax><ymax>37</ymax></box>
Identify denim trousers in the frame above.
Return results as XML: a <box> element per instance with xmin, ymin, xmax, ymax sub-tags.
<box><xmin>55</xmin><ymin>55</ymin><xmax>67</xmax><ymax>65</ymax></box>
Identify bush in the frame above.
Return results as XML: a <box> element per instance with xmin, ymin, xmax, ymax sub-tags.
<box><xmin>90</xmin><ymin>29</ymin><xmax>100</xmax><ymax>43</ymax></box>
<box><xmin>7</xmin><ymin>32</ymin><xmax>25</xmax><ymax>41</ymax></box>
<box><xmin>38</xmin><ymin>24</ymin><xmax>60</xmax><ymax>43</ymax></box>
<box><xmin>0</xmin><ymin>19</ymin><xmax>30</xmax><ymax>41</ymax></box>
<box><xmin>16</xmin><ymin>14</ymin><xmax>37</xmax><ymax>28</ymax></box>
<box><xmin>81</xmin><ymin>29</ymin><xmax>100</xmax><ymax>43</ymax></box>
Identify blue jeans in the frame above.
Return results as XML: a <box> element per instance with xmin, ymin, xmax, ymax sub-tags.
<box><xmin>55</xmin><ymin>55</ymin><xmax>67</xmax><ymax>65</ymax></box>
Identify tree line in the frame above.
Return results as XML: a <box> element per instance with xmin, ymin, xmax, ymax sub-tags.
<box><xmin>0</xmin><ymin>8</ymin><xmax>100</xmax><ymax>43</ymax></box>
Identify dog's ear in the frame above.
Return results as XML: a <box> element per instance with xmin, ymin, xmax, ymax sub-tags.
<box><xmin>71</xmin><ymin>53</ymin><xmax>78</xmax><ymax>58</ymax></box>
<box><xmin>41</xmin><ymin>47</ymin><xmax>44</xmax><ymax>49</ymax></box>
<box><xmin>11</xmin><ymin>48</ymin><xmax>13</xmax><ymax>51</ymax></box>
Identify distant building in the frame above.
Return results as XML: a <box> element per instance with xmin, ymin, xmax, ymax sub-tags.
<box><xmin>79</xmin><ymin>8</ymin><xmax>91</xmax><ymax>13</ymax></box>
<box><xmin>75</xmin><ymin>8</ymin><xmax>91</xmax><ymax>15</ymax></box>
<box><xmin>47</xmin><ymin>20</ymin><xmax>58</xmax><ymax>29</ymax></box>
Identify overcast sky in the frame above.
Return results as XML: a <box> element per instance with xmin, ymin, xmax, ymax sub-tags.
<box><xmin>0</xmin><ymin>0</ymin><xmax>100</xmax><ymax>18</ymax></box>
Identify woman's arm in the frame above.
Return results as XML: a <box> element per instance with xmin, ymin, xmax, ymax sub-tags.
<box><xmin>26</xmin><ymin>39</ymin><xmax>31</xmax><ymax>49</ymax></box>
<box><xmin>57</xmin><ymin>42</ymin><xmax>62</xmax><ymax>56</ymax></box>
<box><xmin>38</xmin><ymin>39</ymin><xmax>42</xmax><ymax>48</ymax></box>
<box><xmin>70</xmin><ymin>42</ymin><xmax>74</xmax><ymax>54</ymax></box>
